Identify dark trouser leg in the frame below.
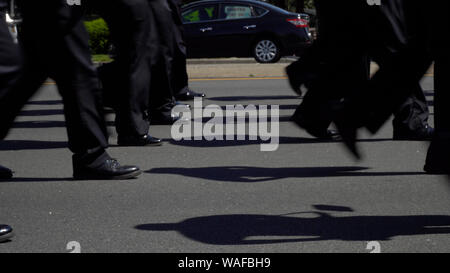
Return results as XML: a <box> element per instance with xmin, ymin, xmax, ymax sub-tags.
<box><xmin>168</xmin><ymin>0</ymin><xmax>189</xmax><ymax>97</ymax></box>
<box><xmin>0</xmin><ymin>10</ymin><xmax>23</xmax><ymax>139</ymax></box>
<box><xmin>97</xmin><ymin>0</ymin><xmax>151</xmax><ymax>137</ymax></box>
<box><xmin>1</xmin><ymin>1</ymin><xmax>141</xmax><ymax>179</ymax></box>
<box><xmin>0</xmin><ymin>29</ymin><xmax>46</xmax><ymax>140</ymax></box>
<box><xmin>425</xmin><ymin>1</ymin><xmax>450</xmax><ymax>172</ymax></box>
<box><xmin>293</xmin><ymin>0</ymin><xmax>369</xmax><ymax>129</ymax></box>
<box><xmin>171</xmin><ymin>25</ymin><xmax>189</xmax><ymax>97</ymax></box>
<box><xmin>0</xmin><ymin>11</ymin><xmax>22</xmax><ymax>179</ymax></box>
<box><xmin>392</xmin><ymin>56</ymin><xmax>433</xmax><ymax>135</ymax></box>
<box><xmin>147</xmin><ymin>0</ymin><xmax>176</xmax><ymax>118</ymax></box>
<box><xmin>16</xmin><ymin>1</ymin><xmax>109</xmax><ymax>157</ymax></box>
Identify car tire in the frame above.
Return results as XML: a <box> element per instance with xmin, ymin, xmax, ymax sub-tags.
<box><xmin>253</xmin><ymin>38</ymin><xmax>281</xmax><ymax>63</ymax></box>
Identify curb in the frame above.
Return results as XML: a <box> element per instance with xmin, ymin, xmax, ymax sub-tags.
<box><xmin>187</xmin><ymin>57</ymin><xmax>298</xmax><ymax>65</ymax></box>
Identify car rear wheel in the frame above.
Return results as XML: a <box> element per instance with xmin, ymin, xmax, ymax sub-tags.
<box><xmin>253</xmin><ymin>39</ymin><xmax>281</xmax><ymax>63</ymax></box>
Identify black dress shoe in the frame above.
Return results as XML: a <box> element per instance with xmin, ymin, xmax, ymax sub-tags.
<box><xmin>393</xmin><ymin>125</ymin><xmax>435</xmax><ymax>141</ymax></box>
<box><xmin>0</xmin><ymin>165</ymin><xmax>13</xmax><ymax>179</ymax></box>
<box><xmin>175</xmin><ymin>101</ymin><xmax>190</xmax><ymax>109</ymax></box>
<box><xmin>117</xmin><ymin>134</ymin><xmax>162</xmax><ymax>146</ymax></box>
<box><xmin>291</xmin><ymin>114</ymin><xmax>340</xmax><ymax>140</ymax></box>
<box><xmin>0</xmin><ymin>225</ymin><xmax>13</xmax><ymax>243</ymax></box>
<box><xmin>175</xmin><ymin>88</ymin><xmax>206</xmax><ymax>101</ymax></box>
<box><xmin>73</xmin><ymin>154</ymin><xmax>142</xmax><ymax>180</ymax></box>
<box><xmin>151</xmin><ymin>114</ymin><xmax>190</xmax><ymax>125</ymax></box>
<box><xmin>333</xmin><ymin>106</ymin><xmax>361</xmax><ymax>159</ymax></box>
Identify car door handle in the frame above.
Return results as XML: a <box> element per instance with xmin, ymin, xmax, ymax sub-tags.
<box><xmin>243</xmin><ymin>25</ymin><xmax>256</xmax><ymax>30</ymax></box>
<box><xmin>200</xmin><ymin>27</ymin><xmax>213</xmax><ymax>32</ymax></box>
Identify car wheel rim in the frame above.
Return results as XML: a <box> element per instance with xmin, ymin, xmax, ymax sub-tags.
<box><xmin>255</xmin><ymin>40</ymin><xmax>277</xmax><ymax>62</ymax></box>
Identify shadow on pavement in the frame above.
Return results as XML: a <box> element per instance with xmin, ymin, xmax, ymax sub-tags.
<box><xmin>166</xmin><ymin>136</ymin><xmax>392</xmax><ymax>148</ymax></box>
<box><xmin>0</xmin><ymin>177</ymin><xmax>74</xmax><ymax>183</ymax></box>
<box><xmin>207</xmin><ymin>95</ymin><xmax>300</xmax><ymax>102</ymax></box>
<box><xmin>0</xmin><ymin>140</ymin><xmax>67</xmax><ymax>150</ymax></box>
<box><xmin>26</xmin><ymin>100</ymin><xmax>62</xmax><ymax>105</ymax></box>
<box><xmin>18</xmin><ymin>109</ymin><xmax>64</xmax><ymax>116</ymax></box>
<box><xmin>11</xmin><ymin>121</ymin><xmax>66</xmax><ymax>128</ymax></box>
<box><xmin>146</xmin><ymin>166</ymin><xmax>424</xmax><ymax>182</ymax></box>
<box><xmin>135</xmin><ymin>212</ymin><xmax>450</xmax><ymax>245</ymax></box>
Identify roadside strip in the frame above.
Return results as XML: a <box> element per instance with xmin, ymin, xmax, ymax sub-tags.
<box><xmin>43</xmin><ymin>73</ymin><xmax>434</xmax><ymax>85</ymax></box>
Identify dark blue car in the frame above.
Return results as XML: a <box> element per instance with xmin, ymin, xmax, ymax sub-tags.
<box><xmin>181</xmin><ymin>0</ymin><xmax>312</xmax><ymax>63</ymax></box>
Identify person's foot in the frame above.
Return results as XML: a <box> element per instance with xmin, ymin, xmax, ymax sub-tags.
<box><xmin>0</xmin><ymin>225</ymin><xmax>13</xmax><ymax>243</ymax></box>
<box><xmin>291</xmin><ymin>113</ymin><xmax>340</xmax><ymax>140</ymax></box>
<box><xmin>285</xmin><ymin>64</ymin><xmax>303</xmax><ymax>96</ymax></box>
<box><xmin>150</xmin><ymin>114</ymin><xmax>190</xmax><ymax>125</ymax></box>
<box><xmin>0</xmin><ymin>165</ymin><xmax>13</xmax><ymax>179</ymax></box>
<box><xmin>393</xmin><ymin>125</ymin><xmax>435</xmax><ymax>141</ymax></box>
<box><xmin>175</xmin><ymin>101</ymin><xmax>190</xmax><ymax>109</ymax></box>
<box><xmin>175</xmin><ymin>88</ymin><xmax>206</xmax><ymax>101</ymax></box>
<box><xmin>73</xmin><ymin>152</ymin><xmax>141</xmax><ymax>180</ymax></box>
<box><xmin>333</xmin><ymin>106</ymin><xmax>361</xmax><ymax>159</ymax></box>
<box><xmin>117</xmin><ymin>134</ymin><xmax>163</xmax><ymax>146</ymax></box>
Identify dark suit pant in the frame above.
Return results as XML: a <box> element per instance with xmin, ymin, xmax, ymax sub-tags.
<box><xmin>0</xmin><ymin>1</ymin><xmax>108</xmax><ymax>156</ymax></box>
<box><xmin>294</xmin><ymin>0</ymin><xmax>427</xmax><ymax>135</ymax></box>
<box><xmin>425</xmin><ymin>1</ymin><xmax>450</xmax><ymax>165</ymax></box>
<box><xmin>147</xmin><ymin>0</ymin><xmax>177</xmax><ymax>118</ymax></box>
<box><xmin>95</xmin><ymin>0</ymin><xmax>151</xmax><ymax>137</ymax></box>
<box><xmin>0</xmin><ymin>11</ymin><xmax>22</xmax><ymax>108</ymax></box>
<box><xmin>168</xmin><ymin>0</ymin><xmax>189</xmax><ymax>97</ymax></box>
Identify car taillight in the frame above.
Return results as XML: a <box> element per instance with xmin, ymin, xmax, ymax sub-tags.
<box><xmin>286</xmin><ymin>18</ymin><xmax>308</xmax><ymax>28</ymax></box>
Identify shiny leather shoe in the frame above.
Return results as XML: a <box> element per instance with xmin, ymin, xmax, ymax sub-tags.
<box><xmin>291</xmin><ymin>114</ymin><xmax>340</xmax><ymax>140</ymax></box>
<box><xmin>118</xmin><ymin>134</ymin><xmax>163</xmax><ymax>146</ymax></box>
<box><xmin>175</xmin><ymin>101</ymin><xmax>191</xmax><ymax>109</ymax></box>
<box><xmin>333</xmin><ymin>106</ymin><xmax>361</xmax><ymax>159</ymax></box>
<box><xmin>0</xmin><ymin>225</ymin><xmax>13</xmax><ymax>243</ymax></box>
<box><xmin>73</xmin><ymin>157</ymin><xmax>142</xmax><ymax>180</ymax></box>
<box><xmin>393</xmin><ymin>125</ymin><xmax>435</xmax><ymax>141</ymax></box>
<box><xmin>0</xmin><ymin>165</ymin><xmax>13</xmax><ymax>179</ymax></box>
<box><xmin>175</xmin><ymin>88</ymin><xmax>206</xmax><ymax>101</ymax></box>
<box><xmin>151</xmin><ymin>114</ymin><xmax>190</xmax><ymax>125</ymax></box>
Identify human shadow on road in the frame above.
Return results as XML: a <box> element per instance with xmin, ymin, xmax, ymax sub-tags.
<box><xmin>0</xmin><ymin>177</ymin><xmax>74</xmax><ymax>183</ymax></box>
<box><xmin>0</xmin><ymin>140</ymin><xmax>67</xmax><ymax>150</ymax></box>
<box><xmin>11</xmin><ymin>120</ymin><xmax>66</xmax><ymax>128</ymax></box>
<box><xmin>18</xmin><ymin>109</ymin><xmax>64</xmax><ymax>116</ymax></box>
<box><xmin>166</xmin><ymin>136</ymin><xmax>392</xmax><ymax>148</ymax></box>
<box><xmin>207</xmin><ymin>95</ymin><xmax>300</xmax><ymax>102</ymax></box>
<box><xmin>26</xmin><ymin>100</ymin><xmax>63</xmax><ymax>105</ymax></box>
<box><xmin>135</xmin><ymin>212</ymin><xmax>450</xmax><ymax>245</ymax></box>
<box><xmin>146</xmin><ymin>166</ymin><xmax>423</xmax><ymax>182</ymax></box>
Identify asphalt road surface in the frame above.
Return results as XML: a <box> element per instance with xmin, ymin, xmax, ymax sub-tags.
<box><xmin>0</xmin><ymin>76</ymin><xmax>449</xmax><ymax>253</ymax></box>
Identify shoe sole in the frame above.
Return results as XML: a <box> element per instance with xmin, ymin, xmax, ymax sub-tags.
<box><xmin>73</xmin><ymin>169</ymin><xmax>142</xmax><ymax>180</ymax></box>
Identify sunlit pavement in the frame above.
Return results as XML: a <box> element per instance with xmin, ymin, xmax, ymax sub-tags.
<box><xmin>0</xmin><ymin>74</ymin><xmax>449</xmax><ymax>253</ymax></box>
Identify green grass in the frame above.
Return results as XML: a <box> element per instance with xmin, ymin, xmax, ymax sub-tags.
<box><xmin>92</xmin><ymin>54</ymin><xmax>112</xmax><ymax>63</ymax></box>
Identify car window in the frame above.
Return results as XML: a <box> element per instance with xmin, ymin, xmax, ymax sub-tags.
<box><xmin>182</xmin><ymin>4</ymin><xmax>218</xmax><ymax>23</ymax></box>
<box><xmin>220</xmin><ymin>5</ymin><xmax>254</xmax><ymax>20</ymax></box>
<box><xmin>252</xmin><ymin>6</ymin><xmax>268</xmax><ymax>17</ymax></box>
